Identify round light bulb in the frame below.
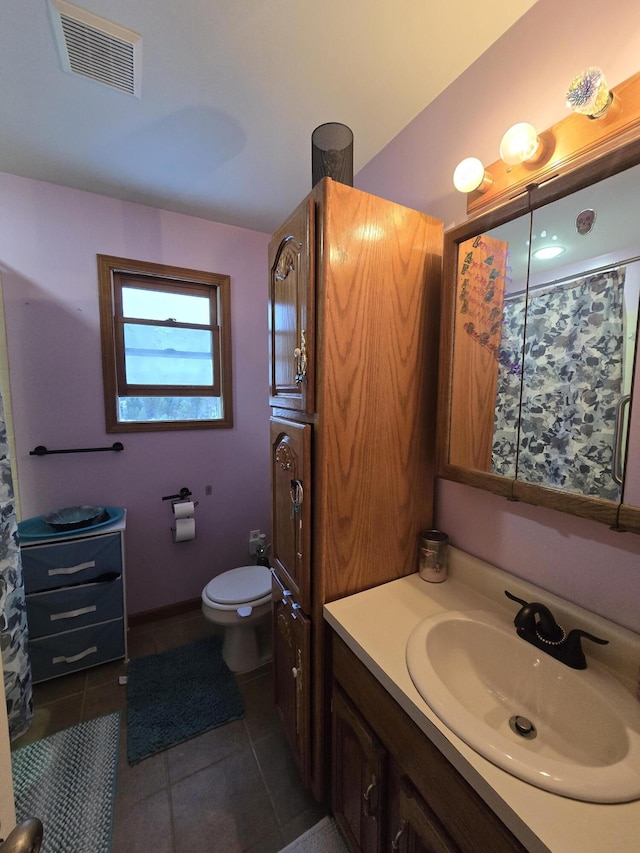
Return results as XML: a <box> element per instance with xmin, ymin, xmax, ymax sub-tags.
<box><xmin>566</xmin><ymin>67</ymin><xmax>612</xmax><ymax>118</ymax></box>
<box><xmin>499</xmin><ymin>123</ymin><xmax>540</xmax><ymax>165</ymax></box>
<box><xmin>453</xmin><ymin>157</ymin><xmax>490</xmax><ymax>193</ymax></box>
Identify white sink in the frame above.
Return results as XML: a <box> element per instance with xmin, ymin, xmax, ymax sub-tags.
<box><xmin>406</xmin><ymin>609</ymin><xmax>640</xmax><ymax>803</ymax></box>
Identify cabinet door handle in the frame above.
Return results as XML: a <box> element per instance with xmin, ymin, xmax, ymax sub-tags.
<box><xmin>391</xmin><ymin>822</ymin><xmax>407</xmax><ymax>851</ymax></box>
<box><xmin>363</xmin><ymin>776</ymin><xmax>377</xmax><ymax>816</ymax></box>
<box><xmin>50</xmin><ymin>605</ymin><xmax>97</xmax><ymax>622</ymax></box>
<box><xmin>290</xmin><ymin>479</ymin><xmax>303</xmax><ymax>517</ymax></box>
<box><xmin>52</xmin><ymin>646</ymin><xmax>98</xmax><ymax>665</ymax></box>
<box><xmin>48</xmin><ymin>560</ymin><xmax>96</xmax><ymax>577</ymax></box>
<box><xmin>270</xmin><ymin>568</ymin><xmax>292</xmax><ymax>604</ymax></box>
<box><xmin>294</xmin><ymin>329</ymin><xmax>307</xmax><ymax>384</ymax></box>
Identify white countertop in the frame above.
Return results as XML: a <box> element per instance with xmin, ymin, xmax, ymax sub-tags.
<box><xmin>323</xmin><ymin>547</ymin><xmax>640</xmax><ymax>853</ymax></box>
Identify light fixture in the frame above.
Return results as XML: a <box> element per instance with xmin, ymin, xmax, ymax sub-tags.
<box><xmin>499</xmin><ymin>122</ymin><xmax>540</xmax><ymax>165</ymax></box>
<box><xmin>566</xmin><ymin>67</ymin><xmax>613</xmax><ymax>119</ymax></box>
<box><xmin>452</xmin><ymin>157</ymin><xmax>492</xmax><ymax>193</ymax></box>
<box><xmin>532</xmin><ymin>245</ymin><xmax>565</xmax><ymax>260</ymax></box>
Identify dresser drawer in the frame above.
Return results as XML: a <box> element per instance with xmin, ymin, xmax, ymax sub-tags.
<box><xmin>29</xmin><ymin>618</ymin><xmax>125</xmax><ymax>683</ymax></box>
<box><xmin>26</xmin><ymin>576</ymin><xmax>123</xmax><ymax>639</ymax></box>
<box><xmin>21</xmin><ymin>532</ymin><xmax>122</xmax><ymax>593</ymax></box>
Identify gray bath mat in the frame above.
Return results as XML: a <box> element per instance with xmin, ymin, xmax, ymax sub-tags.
<box><xmin>126</xmin><ymin>634</ymin><xmax>244</xmax><ymax>764</ymax></box>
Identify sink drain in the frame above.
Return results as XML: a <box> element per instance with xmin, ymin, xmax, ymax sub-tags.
<box><xmin>509</xmin><ymin>715</ymin><xmax>537</xmax><ymax>739</ymax></box>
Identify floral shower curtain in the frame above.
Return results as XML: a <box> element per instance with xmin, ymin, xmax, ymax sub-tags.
<box><xmin>0</xmin><ymin>389</ymin><xmax>32</xmax><ymax>740</ymax></box>
<box><xmin>492</xmin><ymin>267</ymin><xmax>626</xmax><ymax>501</ymax></box>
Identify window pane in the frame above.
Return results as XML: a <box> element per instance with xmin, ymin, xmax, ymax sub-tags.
<box><xmin>122</xmin><ymin>286</ymin><xmax>210</xmax><ymax>324</ymax></box>
<box><xmin>117</xmin><ymin>396</ymin><xmax>222</xmax><ymax>422</ymax></box>
<box><xmin>124</xmin><ymin>324</ymin><xmax>213</xmax><ymax>386</ymax></box>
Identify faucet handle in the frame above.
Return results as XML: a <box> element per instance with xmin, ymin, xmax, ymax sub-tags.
<box><xmin>569</xmin><ymin>629</ymin><xmax>609</xmax><ymax>647</ymax></box>
<box><xmin>505</xmin><ymin>590</ymin><xmax>529</xmax><ymax>608</ymax></box>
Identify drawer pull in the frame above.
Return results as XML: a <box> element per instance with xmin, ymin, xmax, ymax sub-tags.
<box><xmin>48</xmin><ymin>560</ymin><xmax>96</xmax><ymax>577</ymax></box>
<box><xmin>50</xmin><ymin>605</ymin><xmax>97</xmax><ymax>622</ymax></box>
<box><xmin>363</xmin><ymin>776</ymin><xmax>377</xmax><ymax>816</ymax></box>
<box><xmin>391</xmin><ymin>822</ymin><xmax>407</xmax><ymax>850</ymax></box>
<box><xmin>52</xmin><ymin>646</ymin><xmax>98</xmax><ymax>665</ymax></box>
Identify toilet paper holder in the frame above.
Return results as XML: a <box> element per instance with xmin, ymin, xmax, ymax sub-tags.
<box><xmin>162</xmin><ymin>487</ymin><xmax>193</xmax><ymax>502</ymax></box>
<box><xmin>163</xmin><ymin>488</ymin><xmax>198</xmax><ymax>543</ymax></box>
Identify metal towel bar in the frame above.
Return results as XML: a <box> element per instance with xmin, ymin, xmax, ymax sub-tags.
<box><xmin>30</xmin><ymin>442</ymin><xmax>124</xmax><ymax>456</ymax></box>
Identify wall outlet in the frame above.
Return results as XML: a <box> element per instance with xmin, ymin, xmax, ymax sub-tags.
<box><xmin>248</xmin><ymin>529</ymin><xmax>263</xmax><ymax>555</ymax></box>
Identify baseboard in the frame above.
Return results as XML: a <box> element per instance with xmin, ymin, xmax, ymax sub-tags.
<box><xmin>128</xmin><ymin>596</ymin><xmax>201</xmax><ymax>627</ymax></box>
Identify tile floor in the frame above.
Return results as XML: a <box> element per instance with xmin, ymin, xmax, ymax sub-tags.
<box><xmin>12</xmin><ymin>608</ymin><xmax>327</xmax><ymax>852</ymax></box>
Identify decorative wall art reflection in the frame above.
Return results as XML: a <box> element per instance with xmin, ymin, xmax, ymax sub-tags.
<box><xmin>492</xmin><ymin>268</ymin><xmax>627</xmax><ymax>500</ymax></box>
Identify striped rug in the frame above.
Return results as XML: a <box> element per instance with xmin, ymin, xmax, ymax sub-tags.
<box><xmin>280</xmin><ymin>816</ymin><xmax>349</xmax><ymax>853</ymax></box>
<box><xmin>11</xmin><ymin>713</ymin><xmax>120</xmax><ymax>853</ymax></box>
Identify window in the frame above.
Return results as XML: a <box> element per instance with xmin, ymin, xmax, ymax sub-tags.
<box><xmin>98</xmin><ymin>255</ymin><xmax>232</xmax><ymax>431</ymax></box>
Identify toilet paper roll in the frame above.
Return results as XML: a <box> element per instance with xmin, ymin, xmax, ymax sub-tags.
<box><xmin>173</xmin><ymin>500</ymin><xmax>195</xmax><ymax>519</ymax></box>
<box><xmin>173</xmin><ymin>517</ymin><xmax>196</xmax><ymax>542</ymax></box>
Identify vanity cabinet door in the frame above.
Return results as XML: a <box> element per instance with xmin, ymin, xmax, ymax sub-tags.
<box><xmin>268</xmin><ymin>196</ymin><xmax>315</xmax><ymax>413</ymax></box>
<box><xmin>270</xmin><ymin>417</ymin><xmax>311</xmax><ymax>613</ymax></box>
<box><xmin>388</xmin><ymin>773</ymin><xmax>458</xmax><ymax>853</ymax></box>
<box><xmin>272</xmin><ymin>590</ymin><xmax>311</xmax><ymax>786</ymax></box>
<box><xmin>332</xmin><ymin>686</ymin><xmax>386</xmax><ymax>853</ymax></box>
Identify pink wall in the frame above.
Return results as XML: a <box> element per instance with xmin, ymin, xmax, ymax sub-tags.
<box><xmin>357</xmin><ymin>0</ymin><xmax>640</xmax><ymax>632</ymax></box>
<box><xmin>0</xmin><ymin>174</ymin><xmax>271</xmax><ymax>616</ymax></box>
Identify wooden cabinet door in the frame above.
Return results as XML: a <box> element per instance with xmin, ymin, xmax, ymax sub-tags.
<box><xmin>389</xmin><ymin>774</ymin><xmax>458</xmax><ymax>853</ymax></box>
<box><xmin>270</xmin><ymin>416</ymin><xmax>311</xmax><ymax>613</ymax></box>
<box><xmin>268</xmin><ymin>195</ymin><xmax>315</xmax><ymax>413</ymax></box>
<box><xmin>332</xmin><ymin>686</ymin><xmax>387</xmax><ymax>853</ymax></box>
<box><xmin>272</xmin><ymin>588</ymin><xmax>311</xmax><ymax>786</ymax></box>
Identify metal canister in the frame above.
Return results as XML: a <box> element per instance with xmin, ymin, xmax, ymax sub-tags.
<box><xmin>418</xmin><ymin>530</ymin><xmax>449</xmax><ymax>583</ymax></box>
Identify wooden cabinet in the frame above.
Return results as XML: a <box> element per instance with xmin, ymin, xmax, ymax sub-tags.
<box><xmin>268</xmin><ymin>196</ymin><xmax>315</xmax><ymax>414</ymax></box>
<box><xmin>272</xmin><ymin>580</ymin><xmax>311</xmax><ymax>786</ymax></box>
<box><xmin>268</xmin><ymin>178</ymin><xmax>443</xmax><ymax>799</ymax></box>
<box><xmin>332</xmin><ymin>686</ymin><xmax>386</xmax><ymax>853</ymax></box>
<box><xmin>388</xmin><ymin>772</ymin><xmax>458</xmax><ymax>853</ymax></box>
<box><xmin>270</xmin><ymin>417</ymin><xmax>311</xmax><ymax>613</ymax></box>
<box><xmin>20</xmin><ymin>517</ymin><xmax>127</xmax><ymax>684</ymax></box>
<box><xmin>331</xmin><ymin>632</ymin><xmax>526</xmax><ymax>853</ymax></box>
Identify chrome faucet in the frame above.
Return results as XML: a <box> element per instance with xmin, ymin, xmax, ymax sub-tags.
<box><xmin>505</xmin><ymin>591</ymin><xmax>608</xmax><ymax>670</ymax></box>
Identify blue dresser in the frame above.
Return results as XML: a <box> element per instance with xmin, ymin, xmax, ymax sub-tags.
<box><xmin>19</xmin><ymin>510</ymin><xmax>127</xmax><ymax>683</ymax></box>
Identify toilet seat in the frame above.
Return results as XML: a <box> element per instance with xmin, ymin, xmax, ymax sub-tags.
<box><xmin>203</xmin><ymin>565</ymin><xmax>271</xmax><ymax>611</ymax></box>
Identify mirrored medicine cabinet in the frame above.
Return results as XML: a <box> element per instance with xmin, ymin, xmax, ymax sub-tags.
<box><xmin>438</xmin><ymin>137</ymin><xmax>640</xmax><ymax>534</ymax></box>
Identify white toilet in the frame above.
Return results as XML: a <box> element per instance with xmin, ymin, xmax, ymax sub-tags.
<box><xmin>201</xmin><ymin>565</ymin><xmax>272</xmax><ymax>672</ymax></box>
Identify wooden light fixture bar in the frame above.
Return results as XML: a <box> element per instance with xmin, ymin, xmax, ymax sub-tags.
<box><xmin>467</xmin><ymin>69</ymin><xmax>640</xmax><ymax>215</ymax></box>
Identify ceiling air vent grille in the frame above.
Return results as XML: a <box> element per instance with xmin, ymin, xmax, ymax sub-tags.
<box><xmin>49</xmin><ymin>0</ymin><xmax>142</xmax><ymax>97</ymax></box>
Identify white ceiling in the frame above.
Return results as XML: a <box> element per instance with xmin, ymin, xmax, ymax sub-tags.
<box><xmin>0</xmin><ymin>1</ymin><xmax>536</xmax><ymax>234</ymax></box>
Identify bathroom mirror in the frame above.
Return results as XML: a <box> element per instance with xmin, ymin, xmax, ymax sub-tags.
<box><xmin>438</xmin><ymin>140</ymin><xmax>640</xmax><ymax>532</ymax></box>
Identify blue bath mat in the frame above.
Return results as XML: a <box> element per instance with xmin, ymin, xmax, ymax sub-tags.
<box><xmin>11</xmin><ymin>713</ymin><xmax>120</xmax><ymax>853</ymax></box>
<box><xmin>126</xmin><ymin>634</ymin><xmax>244</xmax><ymax>764</ymax></box>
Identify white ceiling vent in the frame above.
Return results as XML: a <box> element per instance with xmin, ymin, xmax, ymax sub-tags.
<box><xmin>49</xmin><ymin>0</ymin><xmax>142</xmax><ymax>97</ymax></box>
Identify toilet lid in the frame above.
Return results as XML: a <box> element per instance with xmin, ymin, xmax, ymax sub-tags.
<box><xmin>204</xmin><ymin>565</ymin><xmax>271</xmax><ymax>606</ymax></box>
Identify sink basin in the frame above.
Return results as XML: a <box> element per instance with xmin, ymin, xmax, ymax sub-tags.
<box><xmin>406</xmin><ymin>609</ymin><xmax>640</xmax><ymax>802</ymax></box>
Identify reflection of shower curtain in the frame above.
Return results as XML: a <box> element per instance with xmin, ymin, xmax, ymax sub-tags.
<box><xmin>0</xmin><ymin>389</ymin><xmax>32</xmax><ymax>740</ymax></box>
<box><xmin>493</xmin><ymin>268</ymin><xmax>626</xmax><ymax>500</ymax></box>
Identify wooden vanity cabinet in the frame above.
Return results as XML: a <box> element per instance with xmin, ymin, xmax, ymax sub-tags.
<box><xmin>268</xmin><ymin>178</ymin><xmax>443</xmax><ymax>799</ymax></box>
<box><xmin>331</xmin><ymin>632</ymin><xmax>527</xmax><ymax>853</ymax></box>
<box><xmin>332</xmin><ymin>686</ymin><xmax>387</xmax><ymax>853</ymax></box>
<box><xmin>388</xmin><ymin>773</ymin><xmax>458</xmax><ymax>853</ymax></box>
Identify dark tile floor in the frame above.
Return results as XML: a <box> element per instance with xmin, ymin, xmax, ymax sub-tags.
<box><xmin>12</xmin><ymin>609</ymin><xmax>327</xmax><ymax>852</ymax></box>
